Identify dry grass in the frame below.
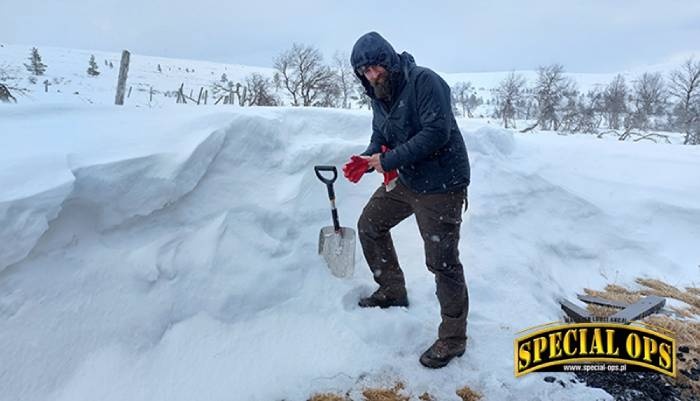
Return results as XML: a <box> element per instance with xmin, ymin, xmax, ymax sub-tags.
<box><xmin>636</xmin><ymin>278</ymin><xmax>700</xmax><ymax>316</ymax></box>
<box><xmin>308</xmin><ymin>393</ymin><xmax>350</xmax><ymax>401</ymax></box>
<box><xmin>456</xmin><ymin>386</ymin><xmax>482</xmax><ymax>401</ymax></box>
<box><xmin>309</xmin><ymin>382</ymin><xmax>481</xmax><ymax>401</ymax></box>
<box><xmin>583</xmin><ymin>279</ymin><xmax>700</xmax><ymax>400</ymax></box>
<box><xmin>362</xmin><ymin>382</ymin><xmax>409</xmax><ymax>401</ymax></box>
<box><xmin>583</xmin><ymin>285</ymin><xmax>641</xmax><ymax>305</ymax></box>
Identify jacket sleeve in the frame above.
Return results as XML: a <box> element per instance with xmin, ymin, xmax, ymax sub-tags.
<box><xmin>380</xmin><ymin>70</ymin><xmax>452</xmax><ymax>171</ymax></box>
<box><xmin>361</xmin><ymin>107</ymin><xmax>385</xmax><ymax>156</ymax></box>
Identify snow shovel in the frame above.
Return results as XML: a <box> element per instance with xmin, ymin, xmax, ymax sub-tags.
<box><xmin>315</xmin><ymin>165</ymin><xmax>355</xmax><ymax>278</ymax></box>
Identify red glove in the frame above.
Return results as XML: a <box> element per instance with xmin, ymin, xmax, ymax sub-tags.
<box><xmin>342</xmin><ymin>155</ymin><xmax>369</xmax><ymax>183</ymax></box>
<box><xmin>380</xmin><ymin>146</ymin><xmax>398</xmax><ymax>186</ymax></box>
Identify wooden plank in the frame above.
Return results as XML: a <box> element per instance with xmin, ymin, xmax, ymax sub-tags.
<box><xmin>576</xmin><ymin>294</ymin><xmax>629</xmax><ymax>309</ymax></box>
<box><xmin>609</xmin><ymin>296</ymin><xmax>666</xmax><ymax>323</ymax></box>
<box><xmin>560</xmin><ymin>299</ymin><xmax>592</xmax><ymax>322</ymax></box>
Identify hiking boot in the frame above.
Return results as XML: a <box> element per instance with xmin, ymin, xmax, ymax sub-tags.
<box><xmin>419</xmin><ymin>338</ymin><xmax>466</xmax><ymax>368</ymax></box>
<box><xmin>358</xmin><ymin>288</ymin><xmax>408</xmax><ymax>308</ymax></box>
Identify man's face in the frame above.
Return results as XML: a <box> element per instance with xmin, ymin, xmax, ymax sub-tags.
<box><xmin>359</xmin><ymin>65</ymin><xmax>391</xmax><ymax>100</ymax></box>
<box><xmin>361</xmin><ymin>65</ymin><xmax>388</xmax><ymax>85</ymax></box>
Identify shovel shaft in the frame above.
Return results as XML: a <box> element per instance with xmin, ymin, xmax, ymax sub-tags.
<box><xmin>315</xmin><ymin>165</ymin><xmax>341</xmax><ymax>232</ymax></box>
<box><xmin>330</xmin><ymin>207</ymin><xmax>340</xmax><ymax>232</ymax></box>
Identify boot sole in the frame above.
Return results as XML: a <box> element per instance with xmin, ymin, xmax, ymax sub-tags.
<box><xmin>358</xmin><ymin>301</ymin><xmax>409</xmax><ymax>308</ymax></box>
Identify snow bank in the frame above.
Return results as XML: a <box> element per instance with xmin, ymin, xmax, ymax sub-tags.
<box><xmin>1</xmin><ymin>105</ymin><xmax>698</xmax><ymax>401</ymax></box>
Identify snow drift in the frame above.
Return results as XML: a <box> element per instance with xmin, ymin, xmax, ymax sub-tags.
<box><xmin>1</xmin><ymin>105</ymin><xmax>699</xmax><ymax>401</ymax></box>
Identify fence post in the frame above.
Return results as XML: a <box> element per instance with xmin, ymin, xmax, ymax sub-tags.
<box><xmin>197</xmin><ymin>87</ymin><xmax>204</xmax><ymax>105</ymax></box>
<box><xmin>115</xmin><ymin>50</ymin><xmax>130</xmax><ymax>105</ymax></box>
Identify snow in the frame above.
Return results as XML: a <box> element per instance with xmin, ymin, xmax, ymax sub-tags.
<box><xmin>3</xmin><ymin>43</ymin><xmax>693</xmax><ymax>112</ymax></box>
<box><xmin>2</xmin><ymin>43</ymin><xmax>700</xmax><ymax>401</ymax></box>
<box><xmin>1</xmin><ymin>102</ymin><xmax>699</xmax><ymax>401</ymax></box>
<box><xmin>1</xmin><ymin>44</ymin><xmax>274</xmax><ymax>106</ymax></box>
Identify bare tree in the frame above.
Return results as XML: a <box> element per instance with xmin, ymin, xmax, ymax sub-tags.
<box><xmin>314</xmin><ymin>76</ymin><xmax>342</xmax><ymax>107</ymax></box>
<box><xmin>333</xmin><ymin>51</ymin><xmax>354</xmax><ymax>109</ymax></box>
<box><xmin>351</xmin><ymin>82</ymin><xmax>371</xmax><ymax>109</ymax></box>
<box><xmin>668</xmin><ymin>58</ymin><xmax>700</xmax><ymax>145</ymax></box>
<box><xmin>560</xmin><ymin>89</ymin><xmax>580</xmax><ymax>132</ymax></box>
<box><xmin>625</xmin><ymin>72</ymin><xmax>666</xmax><ymax>133</ymax></box>
<box><xmin>495</xmin><ymin>72</ymin><xmax>526</xmax><ymax>128</ymax></box>
<box><xmin>0</xmin><ymin>64</ymin><xmax>27</xmax><ymax>103</ymax></box>
<box><xmin>273</xmin><ymin>43</ymin><xmax>336</xmax><ymax>107</ymax></box>
<box><xmin>452</xmin><ymin>81</ymin><xmax>482</xmax><ymax>118</ymax></box>
<box><xmin>0</xmin><ymin>83</ymin><xmax>16</xmax><ymax>103</ymax></box>
<box><xmin>602</xmin><ymin>74</ymin><xmax>628</xmax><ymax>129</ymax></box>
<box><xmin>244</xmin><ymin>73</ymin><xmax>279</xmax><ymax>106</ymax></box>
<box><xmin>534</xmin><ymin>64</ymin><xmax>573</xmax><ymax>130</ymax></box>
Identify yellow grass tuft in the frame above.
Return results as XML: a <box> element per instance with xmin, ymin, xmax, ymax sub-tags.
<box><xmin>456</xmin><ymin>386</ymin><xmax>483</xmax><ymax>401</ymax></box>
<box><xmin>308</xmin><ymin>393</ymin><xmax>350</xmax><ymax>401</ymax></box>
<box><xmin>362</xmin><ymin>382</ymin><xmax>409</xmax><ymax>401</ymax></box>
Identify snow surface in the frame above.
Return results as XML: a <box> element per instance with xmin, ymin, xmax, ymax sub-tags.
<box><xmin>1</xmin><ymin>103</ymin><xmax>699</xmax><ymax>401</ymax></box>
<box><xmin>4</xmin><ymin>43</ymin><xmax>692</xmax><ymax>112</ymax></box>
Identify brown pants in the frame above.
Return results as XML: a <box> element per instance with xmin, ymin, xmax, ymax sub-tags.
<box><xmin>357</xmin><ymin>181</ymin><xmax>469</xmax><ymax>341</ymax></box>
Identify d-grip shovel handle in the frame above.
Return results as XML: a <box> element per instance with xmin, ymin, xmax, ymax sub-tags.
<box><xmin>314</xmin><ymin>165</ymin><xmax>341</xmax><ymax>232</ymax></box>
<box><xmin>314</xmin><ymin>165</ymin><xmax>337</xmax><ymax>185</ymax></box>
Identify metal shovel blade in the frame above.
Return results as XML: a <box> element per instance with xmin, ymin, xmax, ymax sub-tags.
<box><xmin>318</xmin><ymin>226</ymin><xmax>356</xmax><ymax>278</ymax></box>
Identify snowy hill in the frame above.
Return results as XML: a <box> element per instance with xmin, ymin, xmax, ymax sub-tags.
<box><xmin>0</xmin><ymin>44</ymin><xmax>274</xmax><ymax>106</ymax></box>
<box><xmin>2</xmin><ymin>43</ymin><xmax>690</xmax><ymax>109</ymax></box>
<box><xmin>1</xmin><ymin>103</ymin><xmax>699</xmax><ymax>401</ymax></box>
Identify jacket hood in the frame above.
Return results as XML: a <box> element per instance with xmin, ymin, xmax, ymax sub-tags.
<box><xmin>351</xmin><ymin>31</ymin><xmax>401</xmax><ymax>72</ymax></box>
<box><xmin>350</xmin><ymin>32</ymin><xmax>415</xmax><ymax>101</ymax></box>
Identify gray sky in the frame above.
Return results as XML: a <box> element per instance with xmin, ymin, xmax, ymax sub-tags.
<box><xmin>3</xmin><ymin>0</ymin><xmax>699</xmax><ymax>73</ymax></box>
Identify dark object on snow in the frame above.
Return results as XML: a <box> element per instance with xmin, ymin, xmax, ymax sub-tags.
<box><xmin>577</xmin><ymin>371</ymin><xmax>689</xmax><ymax>401</ymax></box>
<box><xmin>560</xmin><ymin>299</ymin><xmax>594</xmax><ymax>322</ymax></box>
<box><xmin>577</xmin><ymin>294</ymin><xmax>630</xmax><ymax>309</ymax></box>
<box><xmin>562</xmin><ymin>295</ymin><xmax>665</xmax><ymax>323</ymax></box>
<box><xmin>608</xmin><ymin>296</ymin><xmax>665</xmax><ymax>323</ymax></box>
<box><xmin>0</xmin><ymin>83</ymin><xmax>17</xmax><ymax>103</ymax></box>
<box><xmin>419</xmin><ymin>338</ymin><xmax>466</xmax><ymax>369</ymax></box>
<box><xmin>315</xmin><ymin>165</ymin><xmax>355</xmax><ymax>278</ymax></box>
<box><xmin>544</xmin><ymin>376</ymin><xmax>556</xmax><ymax>383</ymax></box>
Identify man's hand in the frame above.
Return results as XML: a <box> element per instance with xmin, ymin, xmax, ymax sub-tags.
<box><xmin>360</xmin><ymin>153</ymin><xmax>384</xmax><ymax>174</ymax></box>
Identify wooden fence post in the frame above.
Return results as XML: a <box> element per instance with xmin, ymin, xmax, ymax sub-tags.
<box><xmin>197</xmin><ymin>87</ymin><xmax>204</xmax><ymax>105</ymax></box>
<box><xmin>115</xmin><ymin>50</ymin><xmax>130</xmax><ymax>105</ymax></box>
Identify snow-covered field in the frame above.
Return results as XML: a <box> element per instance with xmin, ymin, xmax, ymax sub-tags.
<box><xmin>1</xmin><ymin>102</ymin><xmax>699</xmax><ymax>401</ymax></box>
<box><xmin>3</xmin><ymin>43</ymin><xmax>685</xmax><ymax>110</ymax></box>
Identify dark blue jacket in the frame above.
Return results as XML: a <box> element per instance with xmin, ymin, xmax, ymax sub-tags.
<box><xmin>351</xmin><ymin>32</ymin><xmax>470</xmax><ymax>194</ymax></box>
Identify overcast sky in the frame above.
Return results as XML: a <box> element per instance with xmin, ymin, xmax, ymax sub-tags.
<box><xmin>3</xmin><ymin>0</ymin><xmax>699</xmax><ymax>73</ymax></box>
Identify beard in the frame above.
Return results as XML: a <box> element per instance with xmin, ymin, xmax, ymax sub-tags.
<box><xmin>370</xmin><ymin>73</ymin><xmax>392</xmax><ymax>101</ymax></box>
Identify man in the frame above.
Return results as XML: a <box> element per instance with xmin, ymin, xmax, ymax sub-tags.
<box><xmin>344</xmin><ymin>32</ymin><xmax>471</xmax><ymax>369</ymax></box>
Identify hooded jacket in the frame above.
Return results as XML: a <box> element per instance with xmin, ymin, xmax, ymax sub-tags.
<box><xmin>351</xmin><ymin>32</ymin><xmax>470</xmax><ymax>194</ymax></box>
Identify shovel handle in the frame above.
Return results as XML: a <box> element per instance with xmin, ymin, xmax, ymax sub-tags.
<box><xmin>314</xmin><ymin>165</ymin><xmax>341</xmax><ymax>232</ymax></box>
<box><xmin>314</xmin><ymin>165</ymin><xmax>338</xmax><ymax>200</ymax></box>
<box><xmin>314</xmin><ymin>165</ymin><xmax>337</xmax><ymax>185</ymax></box>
